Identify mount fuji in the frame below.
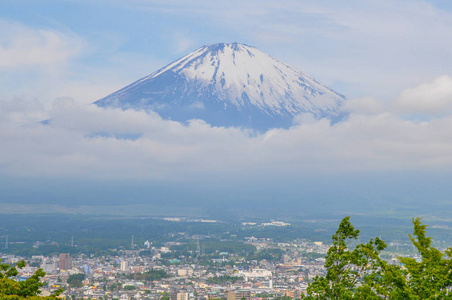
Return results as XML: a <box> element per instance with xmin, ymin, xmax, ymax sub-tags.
<box><xmin>94</xmin><ymin>43</ymin><xmax>345</xmax><ymax>131</ymax></box>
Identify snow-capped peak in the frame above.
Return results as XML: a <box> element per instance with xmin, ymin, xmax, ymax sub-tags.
<box><xmin>95</xmin><ymin>43</ymin><xmax>345</xmax><ymax>130</ymax></box>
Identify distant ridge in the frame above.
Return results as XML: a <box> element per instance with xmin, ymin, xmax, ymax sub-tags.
<box><xmin>94</xmin><ymin>43</ymin><xmax>345</xmax><ymax>130</ymax></box>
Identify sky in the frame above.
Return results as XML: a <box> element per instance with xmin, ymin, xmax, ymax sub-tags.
<box><xmin>2</xmin><ymin>0</ymin><xmax>452</xmax><ymax>214</ymax></box>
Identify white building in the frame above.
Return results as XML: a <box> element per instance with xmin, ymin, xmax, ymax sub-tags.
<box><xmin>120</xmin><ymin>261</ymin><xmax>128</xmax><ymax>272</ymax></box>
<box><xmin>177</xmin><ymin>293</ymin><xmax>189</xmax><ymax>300</ymax></box>
<box><xmin>237</xmin><ymin>268</ymin><xmax>272</xmax><ymax>279</ymax></box>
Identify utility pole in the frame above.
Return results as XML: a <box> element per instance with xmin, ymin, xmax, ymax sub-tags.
<box><xmin>131</xmin><ymin>235</ymin><xmax>134</xmax><ymax>250</ymax></box>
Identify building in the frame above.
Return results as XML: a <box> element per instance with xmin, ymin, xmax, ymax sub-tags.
<box><xmin>284</xmin><ymin>290</ymin><xmax>301</xmax><ymax>299</ymax></box>
<box><xmin>120</xmin><ymin>260</ymin><xmax>128</xmax><ymax>272</ymax></box>
<box><xmin>238</xmin><ymin>269</ymin><xmax>272</xmax><ymax>279</ymax></box>
<box><xmin>59</xmin><ymin>253</ymin><xmax>72</xmax><ymax>271</ymax></box>
<box><xmin>177</xmin><ymin>292</ymin><xmax>189</xmax><ymax>300</ymax></box>
<box><xmin>228</xmin><ymin>290</ymin><xmax>251</xmax><ymax>300</ymax></box>
<box><xmin>43</xmin><ymin>259</ymin><xmax>58</xmax><ymax>274</ymax></box>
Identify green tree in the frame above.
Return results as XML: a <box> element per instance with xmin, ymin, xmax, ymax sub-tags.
<box><xmin>302</xmin><ymin>216</ymin><xmax>394</xmax><ymax>299</ymax></box>
<box><xmin>67</xmin><ymin>273</ymin><xmax>86</xmax><ymax>288</ymax></box>
<box><xmin>394</xmin><ymin>217</ymin><xmax>452</xmax><ymax>299</ymax></box>
<box><xmin>0</xmin><ymin>259</ymin><xmax>63</xmax><ymax>299</ymax></box>
<box><xmin>302</xmin><ymin>217</ymin><xmax>452</xmax><ymax>299</ymax></box>
<box><xmin>29</xmin><ymin>261</ymin><xmax>41</xmax><ymax>268</ymax></box>
<box><xmin>126</xmin><ymin>269</ymin><xmax>169</xmax><ymax>282</ymax></box>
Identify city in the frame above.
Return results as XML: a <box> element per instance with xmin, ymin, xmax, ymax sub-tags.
<box><xmin>3</xmin><ymin>214</ymin><xmax>430</xmax><ymax>300</ymax></box>
<box><xmin>2</xmin><ymin>233</ymin><xmax>331</xmax><ymax>300</ymax></box>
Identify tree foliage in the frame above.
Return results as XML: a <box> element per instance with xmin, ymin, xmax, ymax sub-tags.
<box><xmin>302</xmin><ymin>217</ymin><xmax>452</xmax><ymax>299</ymax></box>
<box><xmin>0</xmin><ymin>259</ymin><xmax>63</xmax><ymax>299</ymax></box>
<box><xmin>302</xmin><ymin>216</ymin><xmax>390</xmax><ymax>299</ymax></box>
<box><xmin>67</xmin><ymin>273</ymin><xmax>86</xmax><ymax>288</ymax></box>
<box><xmin>124</xmin><ymin>285</ymin><xmax>136</xmax><ymax>290</ymax></box>
<box><xmin>396</xmin><ymin>217</ymin><xmax>452</xmax><ymax>299</ymax></box>
<box><xmin>126</xmin><ymin>269</ymin><xmax>169</xmax><ymax>282</ymax></box>
<box><xmin>248</xmin><ymin>248</ymin><xmax>284</xmax><ymax>262</ymax></box>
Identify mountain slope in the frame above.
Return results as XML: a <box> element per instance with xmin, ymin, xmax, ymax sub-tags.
<box><xmin>94</xmin><ymin>43</ymin><xmax>345</xmax><ymax>130</ymax></box>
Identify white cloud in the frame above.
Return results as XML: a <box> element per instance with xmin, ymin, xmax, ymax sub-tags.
<box><xmin>189</xmin><ymin>101</ymin><xmax>204</xmax><ymax>109</ymax></box>
<box><xmin>171</xmin><ymin>32</ymin><xmax>196</xmax><ymax>54</ymax></box>
<box><xmin>3</xmin><ymin>77</ymin><xmax>452</xmax><ymax>181</ymax></box>
<box><xmin>0</xmin><ymin>20</ymin><xmax>83</xmax><ymax>69</ymax></box>
<box><xmin>0</xmin><ymin>20</ymin><xmax>165</xmax><ymax>105</ymax></box>
<box><xmin>342</xmin><ymin>97</ymin><xmax>386</xmax><ymax>115</ymax></box>
<box><xmin>394</xmin><ymin>75</ymin><xmax>452</xmax><ymax>115</ymax></box>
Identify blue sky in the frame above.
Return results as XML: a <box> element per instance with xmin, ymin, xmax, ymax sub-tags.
<box><xmin>3</xmin><ymin>0</ymin><xmax>452</xmax><ymax>102</ymax></box>
<box><xmin>2</xmin><ymin>1</ymin><xmax>452</xmax><ymax>213</ymax></box>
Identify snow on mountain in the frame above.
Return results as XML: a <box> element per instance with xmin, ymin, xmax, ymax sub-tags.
<box><xmin>94</xmin><ymin>43</ymin><xmax>345</xmax><ymax>131</ymax></box>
